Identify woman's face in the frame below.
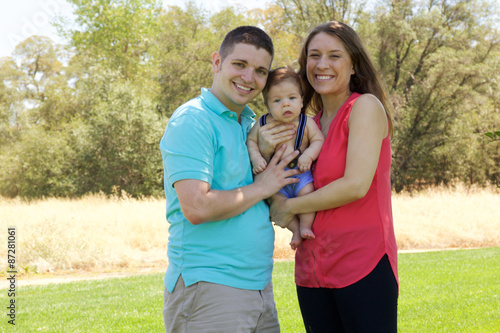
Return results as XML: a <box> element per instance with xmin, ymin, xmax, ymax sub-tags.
<box><xmin>306</xmin><ymin>32</ymin><xmax>354</xmax><ymax>98</ymax></box>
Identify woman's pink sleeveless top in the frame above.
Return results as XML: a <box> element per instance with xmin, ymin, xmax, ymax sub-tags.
<box><xmin>295</xmin><ymin>92</ymin><xmax>398</xmax><ymax>288</ymax></box>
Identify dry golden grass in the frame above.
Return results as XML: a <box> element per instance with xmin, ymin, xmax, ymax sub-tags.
<box><xmin>392</xmin><ymin>185</ymin><xmax>500</xmax><ymax>250</ymax></box>
<box><xmin>0</xmin><ymin>194</ymin><xmax>169</xmax><ymax>275</ymax></box>
<box><xmin>0</xmin><ymin>186</ymin><xmax>498</xmax><ymax>275</ymax></box>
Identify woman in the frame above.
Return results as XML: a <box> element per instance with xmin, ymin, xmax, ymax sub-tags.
<box><xmin>260</xmin><ymin>21</ymin><xmax>398</xmax><ymax>332</ymax></box>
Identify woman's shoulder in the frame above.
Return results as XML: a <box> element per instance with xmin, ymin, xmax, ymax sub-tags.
<box><xmin>351</xmin><ymin>93</ymin><xmax>384</xmax><ymax>114</ymax></box>
<box><xmin>353</xmin><ymin>93</ymin><xmax>382</xmax><ymax>106</ymax></box>
<box><xmin>349</xmin><ymin>93</ymin><xmax>388</xmax><ymax>136</ymax></box>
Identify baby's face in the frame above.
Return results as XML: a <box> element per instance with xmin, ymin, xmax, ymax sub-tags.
<box><xmin>266</xmin><ymin>80</ymin><xmax>303</xmax><ymax>123</ymax></box>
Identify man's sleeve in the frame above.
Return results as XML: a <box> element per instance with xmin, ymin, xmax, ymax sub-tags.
<box><xmin>160</xmin><ymin>113</ymin><xmax>215</xmax><ymax>187</ymax></box>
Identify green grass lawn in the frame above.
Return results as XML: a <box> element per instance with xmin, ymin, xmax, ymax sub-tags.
<box><xmin>1</xmin><ymin>247</ymin><xmax>498</xmax><ymax>332</ymax></box>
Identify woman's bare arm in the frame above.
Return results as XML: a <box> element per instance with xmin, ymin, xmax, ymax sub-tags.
<box><xmin>271</xmin><ymin>95</ymin><xmax>388</xmax><ymax>227</ymax></box>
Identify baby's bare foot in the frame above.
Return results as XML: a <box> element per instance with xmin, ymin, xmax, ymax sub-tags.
<box><xmin>300</xmin><ymin>228</ymin><xmax>315</xmax><ymax>240</ymax></box>
<box><xmin>290</xmin><ymin>233</ymin><xmax>303</xmax><ymax>250</ymax></box>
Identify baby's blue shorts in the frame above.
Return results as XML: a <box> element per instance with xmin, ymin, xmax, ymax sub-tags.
<box><xmin>279</xmin><ymin>169</ymin><xmax>313</xmax><ymax>198</ymax></box>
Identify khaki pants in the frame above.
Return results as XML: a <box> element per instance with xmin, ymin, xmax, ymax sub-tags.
<box><xmin>163</xmin><ymin>276</ymin><xmax>280</xmax><ymax>333</ymax></box>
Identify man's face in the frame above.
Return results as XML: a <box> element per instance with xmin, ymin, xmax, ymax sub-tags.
<box><xmin>211</xmin><ymin>43</ymin><xmax>272</xmax><ymax>114</ymax></box>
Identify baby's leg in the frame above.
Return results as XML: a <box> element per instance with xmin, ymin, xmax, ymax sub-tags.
<box><xmin>274</xmin><ymin>192</ymin><xmax>303</xmax><ymax>250</ymax></box>
<box><xmin>286</xmin><ymin>215</ymin><xmax>302</xmax><ymax>250</ymax></box>
<box><xmin>297</xmin><ymin>183</ymin><xmax>316</xmax><ymax>240</ymax></box>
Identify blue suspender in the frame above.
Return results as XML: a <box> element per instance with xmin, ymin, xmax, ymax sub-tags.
<box><xmin>294</xmin><ymin>113</ymin><xmax>307</xmax><ymax>152</ymax></box>
<box><xmin>259</xmin><ymin>114</ymin><xmax>267</xmax><ymax>127</ymax></box>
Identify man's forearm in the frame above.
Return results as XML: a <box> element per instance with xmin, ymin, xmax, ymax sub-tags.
<box><xmin>189</xmin><ymin>184</ymin><xmax>266</xmax><ymax>224</ymax></box>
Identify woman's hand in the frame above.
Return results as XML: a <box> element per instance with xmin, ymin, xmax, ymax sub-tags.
<box><xmin>258</xmin><ymin>122</ymin><xmax>296</xmax><ymax>161</ymax></box>
<box><xmin>268</xmin><ymin>194</ymin><xmax>296</xmax><ymax>228</ymax></box>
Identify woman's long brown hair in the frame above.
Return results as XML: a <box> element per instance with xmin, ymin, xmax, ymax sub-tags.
<box><xmin>297</xmin><ymin>21</ymin><xmax>394</xmax><ymax>137</ymax></box>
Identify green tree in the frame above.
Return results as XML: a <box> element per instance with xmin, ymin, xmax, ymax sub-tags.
<box><xmin>370</xmin><ymin>0</ymin><xmax>500</xmax><ymax>191</ymax></box>
<box><xmin>73</xmin><ymin>71</ymin><xmax>165</xmax><ymax>196</ymax></box>
<box><xmin>59</xmin><ymin>0</ymin><xmax>162</xmax><ymax>79</ymax></box>
<box><xmin>0</xmin><ymin>37</ymin><xmax>64</xmax><ymax>129</ymax></box>
<box><xmin>0</xmin><ymin>37</ymin><xmax>81</xmax><ymax>198</ymax></box>
<box><xmin>269</xmin><ymin>0</ymin><xmax>368</xmax><ymax>39</ymax></box>
<box><xmin>153</xmin><ymin>4</ymin><xmax>251</xmax><ymax>117</ymax></box>
<box><xmin>0</xmin><ymin>127</ymin><xmax>77</xmax><ymax>198</ymax></box>
<box><xmin>2</xmin><ymin>0</ymin><xmax>498</xmax><ymax>198</ymax></box>
<box><xmin>12</xmin><ymin>36</ymin><xmax>63</xmax><ymax>101</ymax></box>
<box><xmin>0</xmin><ymin>36</ymin><xmax>165</xmax><ymax>198</ymax></box>
<box><xmin>0</xmin><ymin>57</ymin><xmax>23</xmax><ymax>145</ymax></box>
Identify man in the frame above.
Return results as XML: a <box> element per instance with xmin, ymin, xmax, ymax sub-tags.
<box><xmin>159</xmin><ymin>26</ymin><xmax>300</xmax><ymax>332</ymax></box>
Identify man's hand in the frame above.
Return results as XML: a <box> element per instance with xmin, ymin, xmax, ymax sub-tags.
<box><xmin>253</xmin><ymin>145</ymin><xmax>300</xmax><ymax>199</ymax></box>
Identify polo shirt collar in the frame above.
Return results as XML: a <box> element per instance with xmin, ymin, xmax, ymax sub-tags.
<box><xmin>200</xmin><ymin>88</ymin><xmax>256</xmax><ymax>121</ymax></box>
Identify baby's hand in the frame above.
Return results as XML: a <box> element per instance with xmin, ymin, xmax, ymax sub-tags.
<box><xmin>298</xmin><ymin>155</ymin><xmax>313</xmax><ymax>172</ymax></box>
<box><xmin>252</xmin><ymin>157</ymin><xmax>268</xmax><ymax>174</ymax></box>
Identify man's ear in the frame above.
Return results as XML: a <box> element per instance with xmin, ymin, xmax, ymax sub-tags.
<box><xmin>212</xmin><ymin>52</ymin><xmax>222</xmax><ymax>73</ymax></box>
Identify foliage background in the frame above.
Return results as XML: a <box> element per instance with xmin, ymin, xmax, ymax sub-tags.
<box><xmin>0</xmin><ymin>0</ymin><xmax>499</xmax><ymax>198</ymax></box>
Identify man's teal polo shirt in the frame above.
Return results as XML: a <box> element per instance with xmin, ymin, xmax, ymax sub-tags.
<box><xmin>160</xmin><ymin>88</ymin><xmax>274</xmax><ymax>293</ymax></box>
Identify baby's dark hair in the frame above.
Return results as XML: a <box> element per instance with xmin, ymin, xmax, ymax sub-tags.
<box><xmin>219</xmin><ymin>26</ymin><xmax>274</xmax><ymax>62</ymax></box>
<box><xmin>262</xmin><ymin>67</ymin><xmax>303</xmax><ymax>108</ymax></box>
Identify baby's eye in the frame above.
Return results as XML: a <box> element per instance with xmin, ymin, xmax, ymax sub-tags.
<box><xmin>290</xmin><ymin>96</ymin><xmax>296</xmax><ymax>100</ymax></box>
<box><xmin>273</xmin><ymin>99</ymin><xmax>281</xmax><ymax>103</ymax></box>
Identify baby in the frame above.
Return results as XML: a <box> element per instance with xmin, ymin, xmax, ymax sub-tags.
<box><xmin>247</xmin><ymin>67</ymin><xmax>324</xmax><ymax>249</ymax></box>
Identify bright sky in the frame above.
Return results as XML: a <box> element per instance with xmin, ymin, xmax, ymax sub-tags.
<box><xmin>0</xmin><ymin>0</ymin><xmax>269</xmax><ymax>58</ymax></box>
